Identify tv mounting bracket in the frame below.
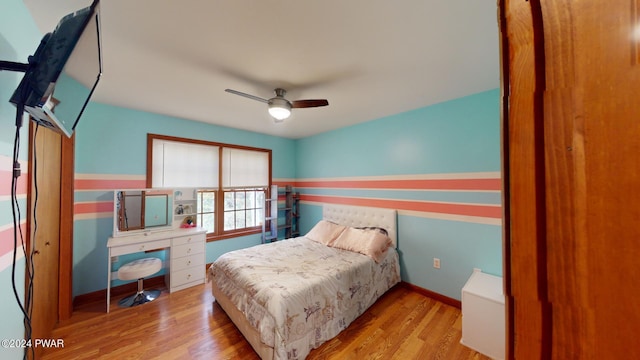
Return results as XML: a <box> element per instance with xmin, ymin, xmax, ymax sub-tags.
<box><xmin>0</xmin><ymin>60</ymin><xmax>30</xmax><ymax>72</ymax></box>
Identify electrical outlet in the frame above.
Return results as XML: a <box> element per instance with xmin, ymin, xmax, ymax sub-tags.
<box><xmin>433</xmin><ymin>258</ymin><xmax>441</xmax><ymax>269</ymax></box>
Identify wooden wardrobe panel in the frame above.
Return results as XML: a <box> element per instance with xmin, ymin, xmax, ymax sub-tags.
<box><xmin>578</xmin><ymin>1</ymin><xmax>640</xmax><ymax>356</ymax></box>
<box><xmin>539</xmin><ymin>2</ymin><xmax>592</xmax><ymax>358</ymax></box>
<box><xmin>541</xmin><ymin>0</ymin><xmax>640</xmax><ymax>358</ymax></box>
<box><xmin>503</xmin><ymin>0</ymin><xmax>640</xmax><ymax>358</ymax></box>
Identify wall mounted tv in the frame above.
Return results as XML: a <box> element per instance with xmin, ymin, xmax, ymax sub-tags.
<box><xmin>6</xmin><ymin>0</ymin><xmax>102</xmax><ymax>137</ymax></box>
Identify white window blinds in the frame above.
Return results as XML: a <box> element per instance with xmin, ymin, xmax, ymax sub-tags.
<box><xmin>222</xmin><ymin>148</ymin><xmax>269</xmax><ymax>189</ymax></box>
<box><xmin>152</xmin><ymin>140</ymin><xmax>219</xmax><ymax>188</ymax></box>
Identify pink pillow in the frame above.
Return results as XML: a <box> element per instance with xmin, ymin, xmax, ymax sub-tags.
<box><xmin>305</xmin><ymin>220</ymin><xmax>346</xmax><ymax>245</ymax></box>
<box><xmin>330</xmin><ymin>227</ymin><xmax>392</xmax><ymax>263</ymax></box>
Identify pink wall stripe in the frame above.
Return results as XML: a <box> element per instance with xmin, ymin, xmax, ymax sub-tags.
<box><xmin>0</xmin><ymin>223</ymin><xmax>27</xmax><ymax>259</ymax></box>
<box><xmin>0</xmin><ymin>170</ymin><xmax>29</xmax><ymax>196</ymax></box>
<box><xmin>74</xmin><ymin>201</ymin><xmax>114</xmax><ymax>215</ymax></box>
<box><xmin>75</xmin><ymin>179</ymin><xmax>147</xmax><ymax>191</ymax></box>
<box><xmin>300</xmin><ymin>194</ymin><xmax>502</xmax><ymax>219</ymax></box>
<box><xmin>272</xmin><ymin>180</ymin><xmax>295</xmax><ymax>188</ymax></box>
<box><xmin>295</xmin><ymin>178</ymin><xmax>501</xmax><ymax>191</ymax></box>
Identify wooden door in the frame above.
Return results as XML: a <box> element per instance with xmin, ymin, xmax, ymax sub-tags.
<box><xmin>501</xmin><ymin>0</ymin><xmax>640</xmax><ymax>358</ymax></box>
<box><xmin>27</xmin><ymin>125</ymin><xmax>62</xmax><ymax>359</ymax></box>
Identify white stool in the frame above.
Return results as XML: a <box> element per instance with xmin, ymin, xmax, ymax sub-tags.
<box><xmin>117</xmin><ymin>257</ymin><xmax>162</xmax><ymax>308</ymax></box>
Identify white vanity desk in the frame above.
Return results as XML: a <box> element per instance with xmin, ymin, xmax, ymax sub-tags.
<box><xmin>106</xmin><ymin>227</ymin><xmax>207</xmax><ymax>312</ymax></box>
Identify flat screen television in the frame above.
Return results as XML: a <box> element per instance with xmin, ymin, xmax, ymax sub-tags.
<box><xmin>9</xmin><ymin>0</ymin><xmax>102</xmax><ymax>137</ymax></box>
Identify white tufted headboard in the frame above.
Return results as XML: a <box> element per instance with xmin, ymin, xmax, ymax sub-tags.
<box><xmin>323</xmin><ymin>204</ymin><xmax>398</xmax><ymax>247</ymax></box>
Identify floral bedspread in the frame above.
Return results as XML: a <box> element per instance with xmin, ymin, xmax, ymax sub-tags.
<box><xmin>208</xmin><ymin>237</ymin><xmax>400</xmax><ymax>360</ymax></box>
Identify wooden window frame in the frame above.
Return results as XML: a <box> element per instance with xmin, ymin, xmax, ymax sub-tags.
<box><xmin>146</xmin><ymin>133</ymin><xmax>272</xmax><ymax>242</ymax></box>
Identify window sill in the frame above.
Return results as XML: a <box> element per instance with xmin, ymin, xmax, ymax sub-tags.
<box><xmin>206</xmin><ymin>228</ymin><xmax>262</xmax><ymax>242</ymax></box>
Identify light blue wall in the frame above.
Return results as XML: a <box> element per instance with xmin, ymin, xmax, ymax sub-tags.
<box><xmin>294</xmin><ymin>89</ymin><xmax>502</xmax><ymax>301</ymax></box>
<box><xmin>73</xmin><ymin>103</ymin><xmax>296</xmax><ymax>296</ymax></box>
<box><xmin>0</xmin><ymin>1</ymin><xmax>44</xmax><ymax>358</ymax></box>
<box><xmin>296</xmin><ymin>90</ymin><xmax>500</xmax><ymax>178</ymax></box>
<box><xmin>74</xmin><ymin>103</ymin><xmax>296</xmax><ymax>177</ymax></box>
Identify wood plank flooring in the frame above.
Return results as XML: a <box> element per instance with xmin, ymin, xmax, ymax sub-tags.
<box><xmin>41</xmin><ymin>282</ymin><xmax>489</xmax><ymax>359</ymax></box>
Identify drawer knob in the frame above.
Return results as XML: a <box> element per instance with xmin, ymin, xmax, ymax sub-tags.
<box><xmin>187</xmin><ymin>274</ymin><xmax>191</xmax><ymax>279</ymax></box>
<box><xmin>187</xmin><ymin>248</ymin><xmax>191</xmax><ymax>253</ymax></box>
<box><xmin>187</xmin><ymin>260</ymin><xmax>191</xmax><ymax>265</ymax></box>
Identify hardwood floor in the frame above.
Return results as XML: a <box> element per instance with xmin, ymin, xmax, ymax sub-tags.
<box><xmin>41</xmin><ymin>282</ymin><xmax>490</xmax><ymax>360</ymax></box>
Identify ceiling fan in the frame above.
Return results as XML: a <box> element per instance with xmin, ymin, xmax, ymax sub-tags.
<box><xmin>225</xmin><ymin>88</ymin><xmax>329</xmax><ymax>122</ymax></box>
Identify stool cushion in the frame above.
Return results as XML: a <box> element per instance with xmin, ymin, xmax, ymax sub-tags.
<box><xmin>118</xmin><ymin>258</ymin><xmax>162</xmax><ymax>281</ymax></box>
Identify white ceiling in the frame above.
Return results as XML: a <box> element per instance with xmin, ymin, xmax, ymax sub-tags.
<box><xmin>24</xmin><ymin>0</ymin><xmax>500</xmax><ymax>139</ymax></box>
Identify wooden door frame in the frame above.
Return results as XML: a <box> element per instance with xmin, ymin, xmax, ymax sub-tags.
<box><xmin>59</xmin><ymin>132</ymin><xmax>74</xmax><ymax>320</ymax></box>
<box><xmin>499</xmin><ymin>0</ymin><xmax>551</xmax><ymax>358</ymax></box>
<box><xmin>26</xmin><ymin>122</ymin><xmax>74</xmax><ymax>322</ymax></box>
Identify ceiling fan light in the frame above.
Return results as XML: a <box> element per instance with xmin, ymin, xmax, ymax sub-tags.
<box><xmin>268</xmin><ymin>106</ymin><xmax>291</xmax><ymax>120</ymax></box>
<box><xmin>268</xmin><ymin>98</ymin><xmax>292</xmax><ymax>121</ymax></box>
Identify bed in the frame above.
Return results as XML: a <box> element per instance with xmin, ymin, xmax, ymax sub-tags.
<box><xmin>207</xmin><ymin>204</ymin><xmax>401</xmax><ymax>360</ymax></box>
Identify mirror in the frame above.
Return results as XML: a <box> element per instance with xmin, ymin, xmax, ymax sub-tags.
<box><xmin>113</xmin><ymin>189</ymin><xmax>173</xmax><ymax>236</ymax></box>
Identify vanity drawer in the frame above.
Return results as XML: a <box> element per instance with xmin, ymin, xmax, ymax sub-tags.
<box><xmin>172</xmin><ymin>241</ymin><xmax>204</xmax><ymax>259</ymax></box>
<box><xmin>110</xmin><ymin>239</ymin><xmax>170</xmax><ymax>256</ymax></box>
<box><xmin>172</xmin><ymin>252</ymin><xmax>205</xmax><ymax>272</ymax></box>
<box><xmin>171</xmin><ymin>267</ymin><xmax>205</xmax><ymax>287</ymax></box>
<box><xmin>173</xmin><ymin>234</ymin><xmax>205</xmax><ymax>247</ymax></box>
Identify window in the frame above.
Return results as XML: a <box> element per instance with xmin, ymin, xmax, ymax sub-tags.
<box><xmin>197</xmin><ymin>190</ymin><xmax>216</xmax><ymax>233</ymax></box>
<box><xmin>148</xmin><ymin>134</ymin><xmax>271</xmax><ymax>241</ymax></box>
<box><xmin>224</xmin><ymin>188</ymin><xmax>265</xmax><ymax>231</ymax></box>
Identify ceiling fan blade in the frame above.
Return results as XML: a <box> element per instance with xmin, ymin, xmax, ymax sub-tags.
<box><xmin>225</xmin><ymin>89</ymin><xmax>269</xmax><ymax>103</ymax></box>
<box><xmin>291</xmin><ymin>99</ymin><xmax>329</xmax><ymax>108</ymax></box>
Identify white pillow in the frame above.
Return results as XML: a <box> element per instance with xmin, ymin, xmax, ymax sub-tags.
<box><xmin>305</xmin><ymin>220</ymin><xmax>346</xmax><ymax>245</ymax></box>
<box><xmin>330</xmin><ymin>227</ymin><xmax>392</xmax><ymax>263</ymax></box>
